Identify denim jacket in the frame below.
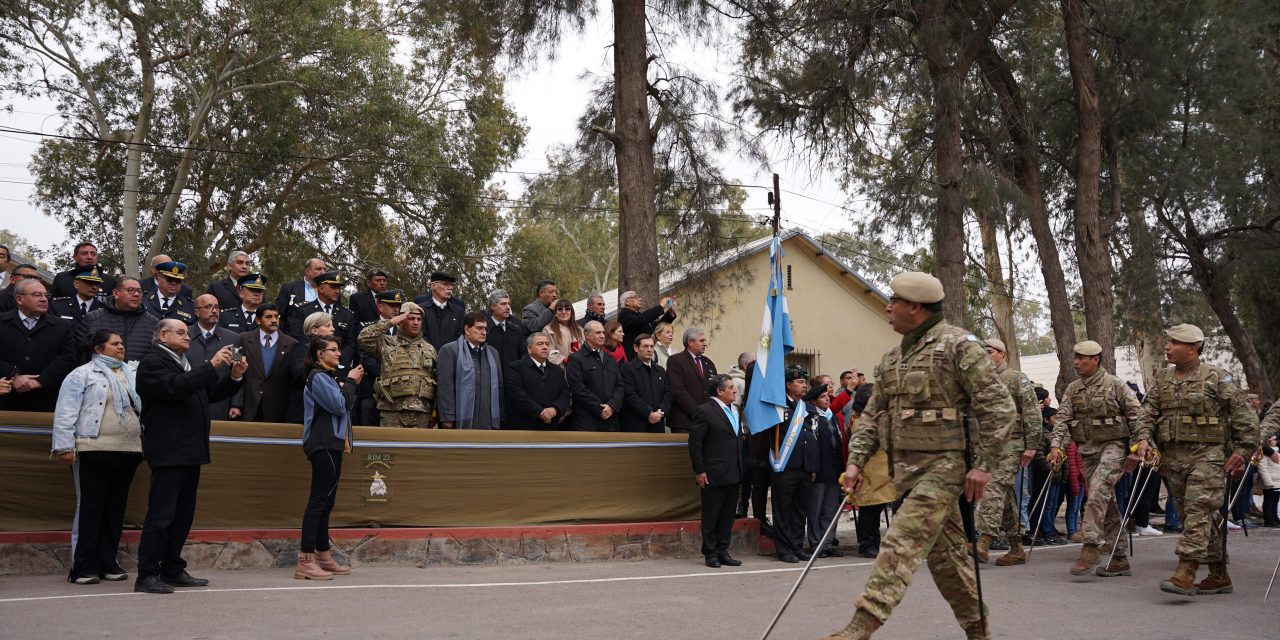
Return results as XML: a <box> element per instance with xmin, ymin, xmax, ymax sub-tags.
<box><xmin>51</xmin><ymin>361</ymin><xmax>140</xmax><ymax>452</ymax></box>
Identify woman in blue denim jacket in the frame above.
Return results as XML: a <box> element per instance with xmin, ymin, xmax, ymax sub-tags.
<box><xmin>51</xmin><ymin>329</ymin><xmax>143</xmax><ymax>585</ymax></box>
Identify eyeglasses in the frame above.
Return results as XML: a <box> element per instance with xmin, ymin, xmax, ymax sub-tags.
<box><xmin>164</xmin><ymin>329</ymin><xmax>189</xmax><ymax>336</ymax></box>
<box><xmin>120</xmin><ymin>288</ymin><xmax>143</xmax><ymax>294</ymax></box>
<box><xmin>196</xmin><ymin>303</ymin><xmax>220</xmax><ymax>310</ymax></box>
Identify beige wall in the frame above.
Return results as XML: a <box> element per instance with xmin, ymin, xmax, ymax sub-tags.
<box><xmin>666</xmin><ymin>235</ymin><xmax>899</xmax><ymax>378</ymax></box>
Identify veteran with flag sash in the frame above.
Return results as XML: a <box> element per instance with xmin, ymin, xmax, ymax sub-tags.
<box><xmin>763</xmin><ymin>365</ymin><xmax>818</xmax><ymax>563</ymax></box>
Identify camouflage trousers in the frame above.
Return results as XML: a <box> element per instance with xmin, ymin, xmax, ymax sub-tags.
<box><xmin>978</xmin><ymin>442</ymin><xmax>1023</xmax><ymax>538</ymax></box>
<box><xmin>855</xmin><ymin>455</ymin><xmax>987</xmax><ymax>630</ymax></box>
<box><xmin>1080</xmin><ymin>441</ymin><xmax>1127</xmax><ymax>556</ymax></box>
<box><xmin>1162</xmin><ymin>444</ymin><xmax>1227</xmax><ymax>564</ymax></box>
<box><xmin>378</xmin><ymin>410</ymin><xmax>433</xmax><ymax>428</ymax></box>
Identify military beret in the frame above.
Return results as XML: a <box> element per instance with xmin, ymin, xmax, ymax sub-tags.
<box><xmin>785</xmin><ymin>365</ymin><xmax>809</xmax><ymax>382</ymax></box>
<box><xmin>1074</xmin><ymin>340</ymin><xmax>1103</xmax><ymax>356</ymax></box>
<box><xmin>429</xmin><ymin>271</ymin><xmax>456</xmax><ymax>283</ymax></box>
<box><xmin>1167</xmin><ymin>323</ymin><xmax>1205</xmax><ymax>344</ymax></box>
<box><xmin>239</xmin><ymin>273</ymin><xmax>268</xmax><ymax>290</ymax></box>
<box><xmin>366</xmin><ymin>268</ymin><xmax>389</xmax><ymax>279</ymax></box>
<box><xmin>72</xmin><ymin>265</ymin><xmax>104</xmax><ymax>283</ymax></box>
<box><xmin>315</xmin><ymin>271</ymin><xmax>343</xmax><ymax>286</ymax></box>
<box><xmin>803</xmin><ymin>383</ymin><xmax>829</xmax><ymax>402</ymax></box>
<box><xmin>1247</xmin><ymin>393</ymin><xmax>1259</xmax><ymax>401</ymax></box>
<box><xmin>983</xmin><ymin>338</ymin><xmax>1007</xmax><ymax>353</ymax></box>
<box><xmin>889</xmin><ymin>271</ymin><xmax>944</xmax><ymax>304</ymax></box>
<box><xmin>376</xmin><ymin>289</ymin><xmax>405</xmax><ymax>305</ymax></box>
<box><xmin>401</xmin><ymin>301</ymin><xmax>424</xmax><ymax>316</ymax></box>
<box><xmin>155</xmin><ymin>261</ymin><xmax>187</xmax><ymax>280</ymax></box>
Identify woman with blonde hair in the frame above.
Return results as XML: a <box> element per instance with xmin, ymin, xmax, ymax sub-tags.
<box><xmin>653</xmin><ymin>322</ymin><xmax>675</xmax><ymax>368</ymax></box>
<box><xmin>286</xmin><ymin>312</ymin><xmax>337</xmax><ymax>423</ymax></box>
<box><xmin>542</xmin><ymin>299</ymin><xmax>583</xmax><ymax>366</ymax></box>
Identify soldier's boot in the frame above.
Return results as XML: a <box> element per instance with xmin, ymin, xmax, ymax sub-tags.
<box><xmin>1095</xmin><ymin>556</ymin><xmax>1131</xmax><ymax>577</ymax></box>
<box><xmin>962</xmin><ymin>618</ymin><xmax>991</xmax><ymax>640</ymax></box>
<box><xmin>1159</xmin><ymin>559</ymin><xmax>1200</xmax><ymax>596</ymax></box>
<box><xmin>1194</xmin><ymin>563</ymin><xmax>1233</xmax><ymax>595</ymax></box>
<box><xmin>974</xmin><ymin>534</ymin><xmax>993</xmax><ymax>564</ymax></box>
<box><xmin>315</xmin><ymin>550</ymin><xmax>351</xmax><ymax>575</ymax></box>
<box><xmin>293</xmin><ymin>553</ymin><xmax>333</xmax><ymax>581</ymax></box>
<box><xmin>995</xmin><ymin>537</ymin><xmax>1025</xmax><ymax>566</ymax></box>
<box><xmin>1069</xmin><ymin>543</ymin><xmax>1100</xmax><ymax>576</ymax></box>
<box><xmin>819</xmin><ymin>608</ymin><xmax>882</xmax><ymax>640</ymax></box>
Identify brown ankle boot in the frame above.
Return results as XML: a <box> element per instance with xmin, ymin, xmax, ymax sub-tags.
<box><xmin>315</xmin><ymin>550</ymin><xmax>351</xmax><ymax>575</ymax></box>
<box><xmin>819</xmin><ymin>609</ymin><xmax>882</xmax><ymax>640</ymax></box>
<box><xmin>995</xmin><ymin>538</ymin><xmax>1025</xmax><ymax>566</ymax></box>
<box><xmin>963</xmin><ymin>617</ymin><xmax>991</xmax><ymax>640</ymax></box>
<box><xmin>1095</xmin><ymin>556</ymin><xmax>1131</xmax><ymax>577</ymax></box>
<box><xmin>974</xmin><ymin>534</ymin><xmax>993</xmax><ymax>564</ymax></box>
<box><xmin>1194</xmin><ymin>563</ymin><xmax>1232</xmax><ymax>594</ymax></box>
<box><xmin>294</xmin><ymin>552</ymin><xmax>334</xmax><ymax>581</ymax></box>
<box><xmin>1159</xmin><ymin>559</ymin><xmax>1199</xmax><ymax>595</ymax></box>
<box><xmin>1069</xmin><ymin>543</ymin><xmax>1100</xmax><ymax>575</ymax></box>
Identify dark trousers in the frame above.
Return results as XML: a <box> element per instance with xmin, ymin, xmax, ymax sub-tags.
<box><xmin>749</xmin><ymin>462</ymin><xmax>771</xmax><ymax>521</ymax></box>
<box><xmin>1131</xmin><ymin>468</ymin><xmax>1162</xmax><ymax>528</ymax></box>
<box><xmin>1230</xmin><ymin>467</ymin><xmax>1256</xmax><ymax>521</ymax></box>
<box><xmin>1263</xmin><ymin>489</ymin><xmax>1280</xmax><ymax>527</ymax></box>
<box><xmin>771</xmin><ymin>469</ymin><xmax>811</xmax><ymax>557</ymax></box>
<box><xmin>301</xmin><ymin>450</ymin><xmax>343</xmax><ymax>553</ymax></box>
<box><xmin>70</xmin><ymin>452</ymin><xmax>142</xmax><ymax>579</ymax></box>
<box><xmin>855</xmin><ymin>503</ymin><xmax>887</xmax><ymax>554</ymax></box>
<box><xmin>699</xmin><ymin>484</ymin><xmax>737</xmax><ymax>558</ymax></box>
<box><xmin>136</xmin><ymin>465</ymin><xmax>201</xmax><ymax>579</ymax></box>
<box><xmin>357</xmin><ymin>397</ymin><xmax>380</xmax><ymax>427</ymax></box>
<box><xmin>806</xmin><ymin>480</ymin><xmax>842</xmax><ymax>552</ymax></box>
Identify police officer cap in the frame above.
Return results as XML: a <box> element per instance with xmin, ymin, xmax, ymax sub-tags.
<box><xmin>1074</xmin><ymin>340</ymin><xmax>1103</xmax><ymax>356</ymax></box>
<box><xmin>366</xmin><ymin>268</ymin><xmax>389</xmax><ymax>279</ymax></box>
<box><xmin>155</xmin><ymin>261</ymin><xmax>187</xmax><ymax>280</ymax></box>
<box><xmin>803</xmin><ymin>383</ymin><xmax>829</xmax><ymax>402</ymax></box>
<box><xmin>401</xmin><ymin>301</ymin><xmax>424</xmax><ymax>316</ymax></box>
<box><xmin>238</xmin><ymin>273</ymin><xmax>268</xmax><ymax>290</ymax></box>
<box><xmin>983</xmin><ymin>338</ymin><xmax>1006</xmax><ymax>353</ymax></box>
<box><xmin>1166</xmin><ymin>323</ymin><xmax>1205</xmax><ymax>344</ymax></box>
<box><xmin>376</xmin><ymin>289</ymin><xmax>405</xmax><ymax>305</ymax></box>
<box><xmin>315</xmin><ymin>271</ymin><xmax>343</xmax><ymax>286</ymax></box>
<box><xmin>785</xmin><ymin>365</ymin><xmax>809</xmax><ymax>382</ymax></box>
<box><xmin>889</xmin><ymin>271</ymin><xmax>945</xmax><ymax>304</ymax></box>
<box><xmin>72</xmin><ymin>265</ymin><xmax>104</xmax><ymax>283</ymax></box>
<box><xmin>430</xmin><ymin>271</ymin><xmax>456</xmax><ymax>283</ymax></box>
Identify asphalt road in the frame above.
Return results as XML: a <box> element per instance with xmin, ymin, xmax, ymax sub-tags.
<box><xmin>2</xmin><ymin>529</ymin><xmax>1277</xmax><ymax>639</ymax></box>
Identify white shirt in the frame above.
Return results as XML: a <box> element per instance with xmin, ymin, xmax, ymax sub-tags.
<box><xmin>17</xmin><ymin>309</ymin><xmax>38</xmax><ymax>329</ymax></box>
<box><xmin>258</xmin><ymin>328</ymin><xmax>278</xmax><ymax>348</ymax></box>
<box><xmin>433</xmin><ymin>297</ymin><xmax>449</xmax><ymax>310</ymax></box>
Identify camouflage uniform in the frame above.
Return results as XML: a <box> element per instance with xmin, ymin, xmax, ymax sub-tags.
<box><xmin>845</xmin><ymin>316</ymin><xmax>1015</xmax><ymax>635</ymax></box>
<box><xmin>1261</xmin><ymin>402</ymin><xmax>1279</xmax><ymax>445</ymax></box>
<box><xmin>358</xmin><ymin>318</ymin><xmax>438</xmax><ymax>428</ymax></box>
<box><xmin>1133</xmin><ymin>363</ymin><xmax>1258</xmax><ymax>565</ymax></box>
<box><xmin>1049</xmin><ymin>369</ymin><xmax>1141</xmax><ymax>556</ymax></box>
<box><xmin>978</xmin><ymin>362</ymin><xmax>1041</xmax><ymax>541</ymax></box>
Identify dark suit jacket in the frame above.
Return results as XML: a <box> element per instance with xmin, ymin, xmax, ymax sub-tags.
<box><xmin>504</xmin><ymin>356</ymin><xmax>569</xmax><ymax>430</ymax></box>
<box><xmin>618</xmin><ymin>305</ymin><xmax>676</xmax><ymax>360</ymax></box>
<box><xmin>207</xmin><ymin>277</ymin><xmax>240</xmax><ymax>310</ymax></box>
<box><xmin>349</xmin><ymin>290</ymin><xmax>380</xmax><ymax>326</ymax></box>
<box><xmin>140</xmin><ymin>276</ymin><xmax>194</xmax><ymax>300</ymax></box>
<box><xmin>689</xmin><ymin>400</ymin><xmax>743</xmax><ymax>485</ymax></box>
<box><xmin>49</xmin><ymin>296</ymin><xmax>106</xmax><ymax>323</ymax></box>
<box><xmin>187</xmin><ymin>325</ymin><xmax>240</xmax><ymax>420</ymax></box>
<box><xmin>288</xmin><ymin>300</ymin><xmax>358</xmax><ymax>366</ymax></box>
<box><xmin>136</xmin><ymin>348</ymin><xmax>241</xmax><ymax>468</ymax></box>
<box><xmin>0</xmin><ymin>311</ymin><xmax>78</xmax><ymax>411</ymax></box>
<box><xmin>666</xmin><ymin>350</ymin><xmax>717</xmax><ymax>433</ymax></box>
<box><xmin>486</xmin><ymin>316</ymin><xmax>525</xmax><ymax>369</ymax></box>
<box><xmin>566</xmin><ymin>347</ymin><xmax>624</xmax><ymax>432</ymax></box>
<box><xmin>143</xmin><ymin>291</ymin><xmax>196</xmax><ymax>325</ymax></box>
<box><xmin>273</xmin><ymin>279</ymin><xmax>311</xmax><ymax>336</ymax></box>
<box><xmin>231</xmin><ymin>330</ymin><xmax>298</xmax><ymax>422</ymax></box>
<box><xmin>52</xmin><ymin>268</ymin><xmax>117</xmax><ymax>299</ymax></box>
<box><xmin>619</xmin><ymin>359</ymin><xmax>672</xmax><ymax>433</ymax></box>
<box><xmin>413</xmin><ymin>296</ymin><xmax>465</xmax><ymax>351</ymax></box>
<box><xmin>0</xmin><ymin>286</ymin><xmax>15</xmax><ymax>314</ymax></box>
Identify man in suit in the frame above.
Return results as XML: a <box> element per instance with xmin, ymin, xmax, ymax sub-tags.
<box><xmin>218</xmin><ymin>273</ymin><xmax>267</xmax><ymax>333</ymax></box>
<box><xmin>0</xmin><ymin>263</ymin><xmax>41</xmax><ymax>313</ymax></box>
<box><xmin>274</xmin><ymin>257</ymin><xmax>327</xmax><ymax>336</ymax></box>
<box><xmin>140</xmin><ymin>254</ymin><xmax>194</xmax><ymax>300</ymax></box>
<box><xmin>288</xmin><ymin>271</ymin><xmax>358</xmax><ymax>366</ymax></box>
<box><xmin>437</xmin><ymin>312</ymin><xmax>503</xmax><ymax>429</ymax></box>
<box><xmin>188</xmin><ymin>294</ymin><xmax>241</xmax><ymax>420</ymax></box>
<box><xmin>520</xmin><ymin>279</ymin><xmax>557</xmax><ymax>334</ymax></box>
<box><xmin>0</xmin><ymin>278</ymin><xmax>78</xmax><ymax>411</ymax></box>
<box><xmin>617</xmin><ymin>290</ymin><xmax>677</xmax><ymax>360</ymax></box>
<box><xmin>504</xmin><ymin>332</ymin><xmax>570</xmax><ymax>430</ymax></box>
<box><xmin>50</xmin><ymin>265</ymin><xmax>107</xmax><ymax>323</ymax></box>
<box><xmin>690</xmin><ymin>374</ymin><xmax>744</xmax><ymax>568</ymax></box>
<box><xmin>620</xmin><ymin>333</ymin><xmax>672</xmax><ymax>433</ymax></box>
<box><xmin>566</xmin><ymin>320</ymin><xmax>624</xmax><ymax>432</ymax></box>
<box><xmin>142</xmin><ymin>261</ymin><xmax>196</xmax><ymax>325</ymax></box>
<box><xmin>350</xmin><ymin>269</ymin><xmax>388</xmax><ymax>326</ymax></box>
<box><xmin>207</xmin><ymin>250</ymin><xmax>252</xmax><ymax>310</ymax></box>
<box><xmin>485</xmin><ymin>289</ymin><xmax>524</xmax><ymax>368</ymax></box>
<box><xmin>414</xmin><ymin>270</ymin><xmax>465</xmax><ymax>351</ymax></box>
<box><xmin>666</xmin><ymin>327</ymin><xmax>718</xmax><ymax>434</ymax></box>
<box><xmin>355</xmin><ymin>289</ymin><xmax>405</xmax><ymax>426</ymax></box>
<box><xmin>230</xmin><ymin>303</ymin><xmax>297</xmax><ymax>423</ymax></box>
<box><xmin>578</xmin><ymin>294</ymin><xmax>607</xmax><ymax>328</ymax></box>
<box><xmin>51</xmin><ymin>242</ymin><xmax>117</xmax><ymax>299</ymax></box>
<box><xmin>133</xmin><ymin>319</ymin><xmax>246</xmax><ymax>594</ymax></box>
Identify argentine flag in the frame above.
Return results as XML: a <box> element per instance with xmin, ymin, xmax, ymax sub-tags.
<box><xmin>744</xmin><ymin>235</ymin><xmax>795</xmax><ymax>434</ymax></box>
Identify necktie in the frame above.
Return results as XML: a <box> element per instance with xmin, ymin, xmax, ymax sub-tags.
<box><xmin>81</xmin><ymin>302</ymin><xmax>90</xmax><ymax>316</ymax></box>
<box><xmin>162</xmin><ymin>298</ymin><xmax>171</xmax><ymax>312</ymax></box>
<box><xmin>24</xmin><ymin>318</ymin><xmax>35</xmax><ymax>331</ymax></box>
<box><xmin>264</xmin><ymin>335</ymin><xmax>273</xmax><ymax>350</ymax></box>
<box><xmin>694</xmin><ymin>355</ymin><xmax>703</xmax><ymax>377</ymax></box>
<box><xmin>246</xmin><ymin>311</ymin><xmax>255</xmax><ymax>323</ymax></box>
<box><xmin>204</xmin><ymin>331</ymin><xmax>213</xmax><ymax>343</ymax></box>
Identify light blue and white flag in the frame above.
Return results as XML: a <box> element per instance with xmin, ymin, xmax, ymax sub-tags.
<box><xmin>744</xmin><ymin>235</ymin><xmax>795</xmax><ymax>436</ymax></box>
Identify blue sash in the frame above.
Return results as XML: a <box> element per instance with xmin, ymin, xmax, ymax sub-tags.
<box><xmin>769</xmin><ymin>401</ymin><xmax>807</xmax><ymax>472</ymax></box>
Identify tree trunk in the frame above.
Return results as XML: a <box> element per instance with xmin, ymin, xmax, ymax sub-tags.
<box><xmin>976</xmin><ymin>205</ymin><xmax>1018</xmax><ymax>369</ymax></box>
<box><xmin>1062</xmin><ymin>0</ymin><xmax>1117</xmax><ymax>374</ymax></box>
<box><xmin>121</xmin><ymin>14</ymin><xmax>157</xmax><ymax>279</ymax></box>
<box><xmin>1111</xmin><ymin>146</ymin><xmax>1162</xmax><ymax>393</ymax></box>
<box><xmin>611</xmin><ymin>0</ymin><xmax>660</xmax><ymax>304</ymax></box>
<box><xmin>922</xmin><ymin>3</ymin><xmax>967</xmax><ymax>324</ymax></box>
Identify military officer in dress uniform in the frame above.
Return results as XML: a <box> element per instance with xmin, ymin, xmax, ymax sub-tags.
<box><xmin>288</xmin><ymin>271</ymin><xmax>358</xmax><ymax>366</ymax></box>
<box><xmin>826</xmin><ymin>271</ymin><xmax>1015</xmax><ymax>640</ymax></box>
<box><xmin>142</xmin><ymin>261</ymin><xmax>195</xmax><ymax>325</ymax></box>
<box><xmin>1132</xmin><ymin>324</ymin><xmax>1259</xmax><ymax>597</ymax></box>
<box><xmin>218</xmin><ymin>273</ymin><xmax>267</xmax><ymax>333</ymax></box>
<box><xmin>50</xmin><ymin>266</ymin><xmax>107</xmax><ymax>322</ymax></box>
<box><xmin>358</xmin><ymin>301</ymin><xmax>437</xmax><ymax>428</ymax></box>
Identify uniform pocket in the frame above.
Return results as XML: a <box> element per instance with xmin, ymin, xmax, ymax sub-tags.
<box><xmin>903</xmin><ymin>371</ymin><xmax>929</xmax><ymax>402</ymax></box>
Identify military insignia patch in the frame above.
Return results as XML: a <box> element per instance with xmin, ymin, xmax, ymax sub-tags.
<box><xmin>363</xmin><ymin>452</ymin><xmax>393</xmax><ymax>505</ymax></box>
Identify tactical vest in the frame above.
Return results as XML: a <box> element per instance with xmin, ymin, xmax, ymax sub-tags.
<box><xmin>1000</xmin><ymin>368</ymin><xmax>1030</xmax><ymax>440</ymax></box>
<box><xmin>376</xmin><ymin>338</ymin><xmax>437</xmax><ymax>403</ymax></box>
<box><xmin>877</xmin><ymin>330</ymin><xmax>966</xmax><ymax>452</ymax></box>
<box><xmin>1065</xmin><ymin>373</ymin><xmax>1129</xmax><ymax>444</ymax></box>
<box><xmin>1153</xmin><ymin>363</ymin><xmax>1224</xmax><ymax>445</ymax></box>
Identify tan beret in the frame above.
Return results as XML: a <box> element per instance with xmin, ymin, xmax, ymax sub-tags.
<box><xmin>889</xmin><ymin>271</ymin><xmax>945</xmax><ymax>304</ymax></box>
<box><xmin>1167</xmin><ymin>323</ymin><xmax>1205</xmax><ymax>344</ymax></box>
<box><xmin>401</xmin><ymin>301</ymin><xmax>424</xmax><ymax>316</ymax></box>
<box><xmin>983</xmin><ymin>338</ymin><xmax>1007</xmax><ymax>353</ymax></box>
<box><xmin>1074</xmin><ymin>340</ymin><xmax>1103</xmax><ymax>356</ymax></box>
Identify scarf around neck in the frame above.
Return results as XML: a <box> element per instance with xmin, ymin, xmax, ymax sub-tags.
<box><xmin>92</xmin><ymin>354</ymin><xmax>141</xmax><ymax>418</ymax></box>
<box><xmin>901</xmin><ymin>312</ymin><xmax>945</xmax><ymax>353</ymax></box>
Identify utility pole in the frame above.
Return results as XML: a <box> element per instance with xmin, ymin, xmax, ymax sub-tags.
<box><xmin>771</xmin><ymin>173</ymin><xmax>781</xmax><ymax>236</ymax></box>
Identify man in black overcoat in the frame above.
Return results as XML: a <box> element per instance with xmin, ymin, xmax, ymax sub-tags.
<box><xmin>504</xmin><ymin>332</ymin><xmax>570</xmax><ymax>430</ymax></box>
<box><xmin>619</xmin><ymin>333</ymin><xmax>672</xmax><ymax>433</ymax></box>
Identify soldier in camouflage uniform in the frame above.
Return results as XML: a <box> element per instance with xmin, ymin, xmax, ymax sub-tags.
<box><xmin>823</xmin><ymin>272</ymin><xmax>1015</xmax><ymax>640</ymax></box>
<box><xmin>1046</xmin><ymin>340</ymin><xmax>1143</xmax><ymax>578</ymax></box>
<box><xmin>1262</xmin><ymin>402</ymin><xmax>1279</xmax><ymax>448</ymax></box>
<box><xmin>1132</xmin><ymin>324</ymin><xmax>1259</xmax><ymax>596</ymax></box>
<box><xmin>357</xmin><ymin>301</ymin><xmax>438</xmax><ymax>428</ymax></box>
<box><xmin>975</xmin><ymin>338</ymin><xmax>1041</xmax><ymax>567</ymax></box>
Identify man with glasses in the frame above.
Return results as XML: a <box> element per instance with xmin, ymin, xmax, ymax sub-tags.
<box><xmin>617</xmin><ymin>290</ymin><xmax>676</xmax><ymax>361</ymax></box>
<box><xmin>188</xmin><ymin>294</ymin><xmax>240</xmax><ymax>420</ymax></box>
<box><xmin>52</xmin><ymin>242</ymin><xmax>117</xmax><ymax>298</ymax></box>
<box><xmin>0</xmin><ymin>278</ymin><xmax>78</xmax><ymax>411</ymax></box>
<box><xmin>80</xmin><ymin>278</ymin><xmax>160</xmax><ymax>363</ymax></box>
<box><xmin>141</xmin><ymin>254</ymin><xmax>194</xmax><ymax>300</ymax></box>
<box><xmin>0</xmin><ymin>262</ymin><xmax>41</xmax><ymax>313</ymax></box>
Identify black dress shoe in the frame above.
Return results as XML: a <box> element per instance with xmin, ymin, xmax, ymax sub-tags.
<box><xmin>821</xmin><ymin>549</ymin><xmax>845</xmax><ymax>558</ymax></box>
<box><xmin>718</xmin><ymin>554</ymin><xmax>743</xmax><ymax>567</ymax></box>
<box><xmin>779</xmin><ymin>554</ymin><xmax>800</xmax><ymax>563</ymax></box>
<box><xmin>796</xmin><ymin>551</ymin><xmax>812</xmax><ymax>561</ymax></box>
<box><xmin>134</xmin><ymin>576</ymin><xmax>174</xmax><ymax>594</ymax></box>
<box><xmin>162</xmin><ymin>571</ymin><xmax>209</xmax><ymax>587</ymax></box>
<box><xmin>704</xmin><ymin>556</ymin><xmax>722</xmax><ymax>568</ymax></box>
<box><xmin>858</xmin><ymin>548</ymin><xmax>879</xmax><ymax>559</ymax></box>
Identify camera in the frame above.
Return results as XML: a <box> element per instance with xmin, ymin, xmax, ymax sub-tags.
<box><xmin>230</xmin><ymin>346</ymin><xmax>244</xmax><ymax>362</ymax></box>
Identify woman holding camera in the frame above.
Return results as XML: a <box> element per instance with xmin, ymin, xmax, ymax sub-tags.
<box><xmin>295</xmin><ymin>335</ymin><xmax>362</xmax><ymax>580</ymax></box>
